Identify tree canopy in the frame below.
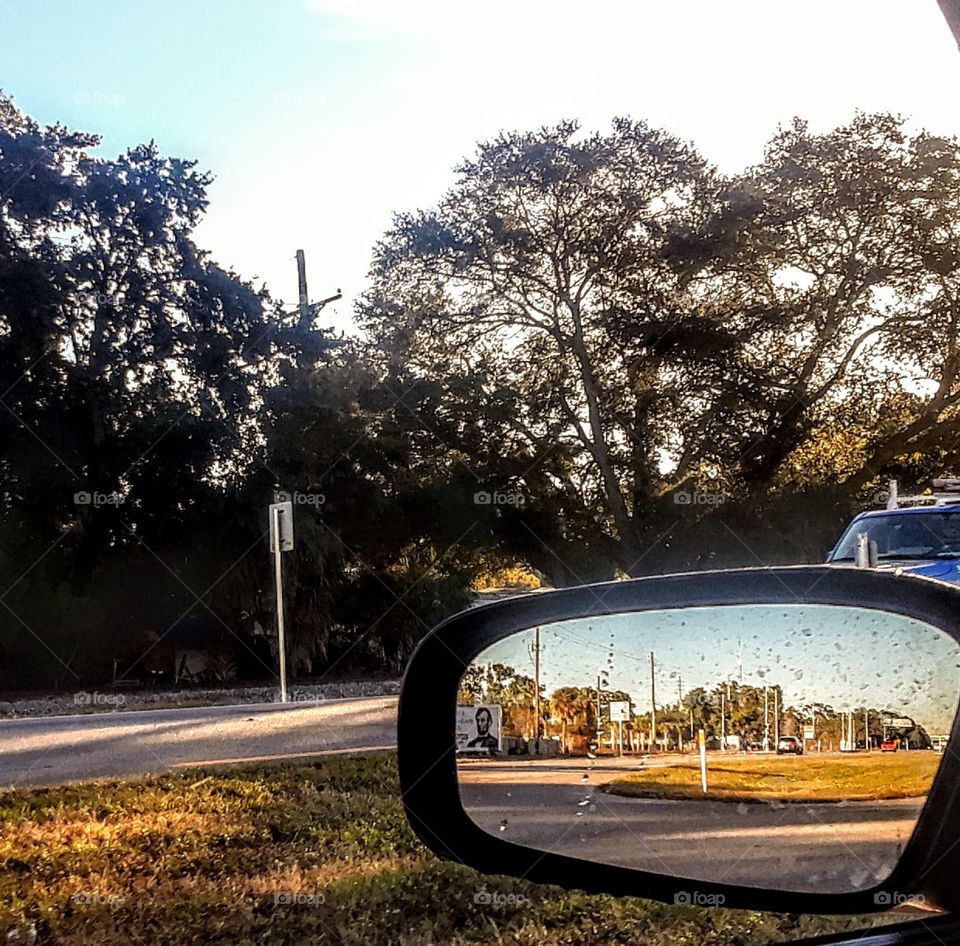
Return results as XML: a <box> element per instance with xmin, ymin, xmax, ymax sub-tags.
<box><xmin>6</xmin><ymin>93</ymin><xmax>960</xmax><ymax>690</ymax></box>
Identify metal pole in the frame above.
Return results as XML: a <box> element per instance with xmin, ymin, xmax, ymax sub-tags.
<box><xmin>650</xmin><ymin>652</ymin><xmax>656</xmax><ymax>753</ymax></box>
<box><xmin>764</xmin><ymin>686</ymin><xmax>769</xmax><ymax>751</ymax></box>
<box><xmin>533</xmin><ymin>626</ymin><xmax>541</xmax><ymax>754</ymax></box>
<box><xmin>721</xmin><ymin>690</ymin><xmax>726</xmax><ymax>751</ymax></box>
<box><xmin>597</xmin><ymin>675</ymin><xmax>603</xmax><ymax>749</ymax></box>
<box><xmin>864</xmin><ymin>708</ymin><xmax>869</xmax><ymax>751</ymax></box>
<box><xmin>272</xmin><ymin>505</ymin><xmax>288</xmax><ymax>703</ymax></box>
<box><xmin>774</xmin><ymin>688</ymin><xmax>779</xmax><ymax>747</ymax></box>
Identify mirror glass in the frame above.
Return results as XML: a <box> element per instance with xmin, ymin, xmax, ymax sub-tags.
<box><xmin>456</xmin><ymin>604</ymin><xmax>960</xmax><ymax>894</ymax></box>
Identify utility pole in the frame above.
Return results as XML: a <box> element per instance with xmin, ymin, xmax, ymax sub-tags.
<box><xmin>650</xmin><ymin>651</ymin><xmax>657</xmax><ymax>753</ymax></box>
<box><xmin>773</xmin><ymin>688</ymin><xmax>779</xmax><ymax>747</ymax></box>
<box><xmin>720</xmin><ymin>689</ymin><xmax>726</xmax><ymax>751</ymax></box>
<box><xmin>677</xmin><ymin>674</ymin><xmax>684</xmax><ymax>752</ymax></box>
<box><xmin>597</xmin><ymin>674</ymin><xmax>603</xmax><ymax>749</ymax></box>
<box><xmin>293</xmin><ymin>249</ymin><xmax>342</xmax><ymax>330</ymax></box>
<box><xmin>296</xmin><ymin>249</ymin><xmax>309</xmax><ymax>323</ymax></box>
<box><xmin>531</xmin><ymin>627</ymin><xmax>541</xmax><ymax>754</ymax></box>
<box><xmin>764</xmin><ymin>686</ymin><xmax>770</xmax><ymax>751</ymax></box>
<box><xmin>864</xmin><ymin>708</ymin><xmax>869</xmax><ymax>751</ymax></box>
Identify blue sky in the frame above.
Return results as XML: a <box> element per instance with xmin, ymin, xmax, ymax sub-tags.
<box><xmin>478</xmin><ymin>605</ymin><xmax>960</xmax><ymax>732</ymax></box>
<box><xmin>3</xmin><ymin>1</ymin><xmax>960</xmax><ymax>331</ymax></box>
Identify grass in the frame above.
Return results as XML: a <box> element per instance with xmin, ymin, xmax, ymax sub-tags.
<box><xmin>603</xmin><ymin>752</ymin><xmax>941</xmax><ymax>802</ymax></box>
<box><xmin>0</xmin><ymin>754</ymin><xmax>898</xmax><ymax>945</ymax></box>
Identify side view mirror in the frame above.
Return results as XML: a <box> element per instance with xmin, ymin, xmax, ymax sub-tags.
<box><xmin>398</xmin><ymin>566</ymin><xmax>960</xmax><ymax>914</ymax></box>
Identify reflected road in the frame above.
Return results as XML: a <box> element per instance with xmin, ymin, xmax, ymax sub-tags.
<box><xmin>458</xmin><ymin>757</ymin><xmax>924</xmax><ymax>892</ymax></box>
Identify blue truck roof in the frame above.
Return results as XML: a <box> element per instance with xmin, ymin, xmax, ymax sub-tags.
<box><xmin>828</xmin><ymin>503</ymin><xmax>960</xmax><ymax>585</ymax></box>
<box><xmin>849</xmin><ymin>504</ymin><xmax>960</xmax><ymax>519</ymax></box>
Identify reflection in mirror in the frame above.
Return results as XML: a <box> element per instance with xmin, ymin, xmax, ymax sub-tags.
<box><xmin>456</xmin><ymin>605</ymin><xmax>960</xmax><ymax>895</ymax></box>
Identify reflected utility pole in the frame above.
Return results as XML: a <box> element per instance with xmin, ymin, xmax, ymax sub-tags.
<box><xmin>763</xmin><ymin>686</ymin><xmax>770</xmax><ymax>751</ymax></box>
<box><xmin>529</xmin><ymin>627</ymin><xmax>541</xmax><ymax>754</ymax></box>
<box><xmin>773</xmin><ymin>688</ymin><xmax>779</xmax><ymax>746</ymax></box>
<box><xmin>650</xmin><ymin>651</ymin><xmax>657</xmax><ymax>752</ymax></box>
<box><xmin>596</xmin><ymin>674</ymin><xmax>602</xmax><ymax>749</ymax></box>
<box><xmin>720</xmin><ymin>689</ymin><xmax>726</xmax><ymax>751</ymax></box>
<box><xmin>677</xmin><ymin>674</ymin><xmax>684</xmax><ymax>751</ymax></box>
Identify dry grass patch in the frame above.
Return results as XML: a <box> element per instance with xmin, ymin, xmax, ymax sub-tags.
<box><xmin>604</xmin><ymin>752</ymin><xmax>942</xmax><ymax>802</ymax></box>
<box><xmin>0</xmin><ymin>754</ymin><xmax>899</xmax><ymax>945</ymax></box>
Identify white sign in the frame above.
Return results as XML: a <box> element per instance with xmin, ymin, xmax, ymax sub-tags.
<box><xmin>456</xmin><ymin>705</ymin><xmax>502</xmax><ymax>752</ymax></box>
<box><xmin>608</xmin><ymin>700</ymin><xmax>630</xmax><ymax>722</ymax></box>
<box><xmin>803</xmin><ymin>726</ymin><xmax>815</xmax><ymax>741</ymax></box>
<box><xmin>269</xmin><ymin>500</ymin><xmax>294</xmax><ymax>552</ymax></box>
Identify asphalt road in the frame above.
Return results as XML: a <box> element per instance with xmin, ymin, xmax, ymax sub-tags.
<box><xmin>458</xmin><ymin>758</ymin><xmax>923</xmax><ymax>893</ymax></box>
<box><xmin>0</xmin><ymin>696</ymin><xmax>397</xmax><ymax>788</ymax></box>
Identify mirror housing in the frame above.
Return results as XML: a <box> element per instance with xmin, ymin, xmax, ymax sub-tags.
<box><xmin>398</xmin><ymin>566</ymin><xmax>960</xmax><ymax>914</ymax></box>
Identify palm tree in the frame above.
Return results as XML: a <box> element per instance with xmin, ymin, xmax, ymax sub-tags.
<box><xmin>550</xmin><ymin>687</ymin><xmax>596</xmax><ymax>753</ymax></box>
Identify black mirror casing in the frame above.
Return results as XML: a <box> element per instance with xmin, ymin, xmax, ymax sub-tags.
<box><xmin>398</xmin><ymin>566</ymin><xmax>960</xmax><ymax>914</ymax></box>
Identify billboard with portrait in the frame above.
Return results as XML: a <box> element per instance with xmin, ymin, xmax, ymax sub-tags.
<box><xmin>456</xmin><ymin>704</ymin><xmax>502</xmax><ymax>752</ymax></box>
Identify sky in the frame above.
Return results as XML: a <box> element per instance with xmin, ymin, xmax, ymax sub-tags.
<box><xmin>2</xmin><ymin>1</ymin><xmax>960</xmax><ymax>332</ymax></box>
<box><xmin>477</xmin><ymin>605</ymin><xmax>960</xmax><ymax>733</ymax></box>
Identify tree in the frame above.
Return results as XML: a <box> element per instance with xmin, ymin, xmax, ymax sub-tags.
<box><xmin>549</xmin><ymin>686</ymin><xmax>597</xmax><ymax>753</ymax></box>
<box><xmin>0</xmin><ymin>92</ymin><xmax>306</xmax><ymax>685</ymax></box>
<box><xmin>360</xmin><ymin>113</ymin><xmax>960</xmax><ymax>580</ymax></box>
<box><xmin>360</xmin><ymin>119</ymin><xmax>709</xmax><ymax>574</ymax></box>
<box><xmin>670</xmin><ymin>114</ymin><xmax>960</xmax><ymax>496</ymax></box>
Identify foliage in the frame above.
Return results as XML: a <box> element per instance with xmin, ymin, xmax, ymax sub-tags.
<box><xmin>361</xmin><ymin>114</ymin><xmax>960</xmax><ymax>577</ymax></box>
<box><xmin>8</xmin><ymin>92</ymin><xmax>960</xmax><ymax>689</ymax></box>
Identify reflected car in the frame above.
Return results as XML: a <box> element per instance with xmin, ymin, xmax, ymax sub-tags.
<box><xmin>776</xmin><ymin>736</ymin><xmax>803</xmax><ymax>755</ymax></box>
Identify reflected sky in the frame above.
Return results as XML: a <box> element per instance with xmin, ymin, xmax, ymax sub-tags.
<box><xmin>474</xmin><ymin>605</ymin><xmax>960</xmax><ymax>733</ymax></box>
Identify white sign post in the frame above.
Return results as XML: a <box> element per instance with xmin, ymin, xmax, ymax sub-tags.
<box><xmin>608</xmin><ymin>701</ymin><xmax>630</xmax><ymax>757</ymax></box>
<box><xmin>269</xmin><ymin>500</ymin><xmax>294</xmax><ymax>703</ymax></box>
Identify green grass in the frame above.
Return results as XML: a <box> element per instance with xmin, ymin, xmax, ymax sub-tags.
<box><xmin>603</xmin><ymin>753</ymin><xmax>941</xmax><ymax>802</ymax></box>
<box><xmin>0</xmin><ymin>754</ymin><xmax>896</xmax><ymax>945</ymax></box>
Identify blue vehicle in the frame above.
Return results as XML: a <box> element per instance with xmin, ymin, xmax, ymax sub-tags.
<box><xmin>827</xmin><ymin>480</ymin><xmax>960</xmax><ymax>585</ymax></box>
